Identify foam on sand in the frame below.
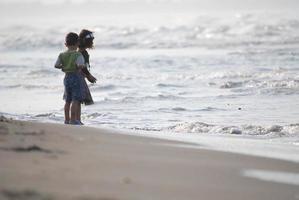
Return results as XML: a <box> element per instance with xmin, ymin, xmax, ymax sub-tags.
<box><xmin>242</xmin><ymin>169</ymin><xmax>299</xmax><ymax>186</ymax></box>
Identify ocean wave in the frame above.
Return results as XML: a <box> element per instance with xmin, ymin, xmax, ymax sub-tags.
<box><xmin>220</xmin><ymin>81</ymin><xmax>244</xmax><ymax>89</ymax></box>
<box><xmin>0</xmin><ymin>64</ymin><xmax>29</xmax><ymax>70</ymax></box>
<box><xmin>0</xmin><ymin>84</ymin><xmax>59</xmax><ymax>90</ymax></box>
<box><xmin>212</xmin><ymin>67</ymin><xmax>299</xmax><ymax>95</ymax></box>
<box><xmin>197</xmin><ymin>107</ymin><xmax>227</xmax><ymax>112</ymax></box>
<box><xmin>96</xmin><ymin>94</ymin><xmax>183</xmax><ymax>104</ymax></box>
<box><xmin>130</xmin><ymin>127</ymin><xmax>162</xmax><ymax>132</ymax></box>
<box><xmin>158</xmin><ymin>106</ymin><xmax>224</xmax><ymax>112</ymax></box>
<box><xmin>167</xmin><ymin>122</ymin><xmax>299</xmax><ymax>137</ymax></box>
<box><xmin>1</xmin><ymin>14</ymin><xmax>299</xmax><ymax>50</ymax></box>
<box><xmin>32</xmin><ymin>112</ymin><xmax>64</xmax><ymax>122</ymax></box>
<box><xmin>34</xmin><ymin>113</ymin><xmax>55</xmax><ymax>117</ymax></box>
<box><xmin>209</xmin><ymin>71</ymin><xmax>253</xmax><ymax>79</ymax></box>
<box><xmin>91</xmin><ymin>84</ymin><xmax>117</xmax><ymax>91</ymax></box>
<box><xmin>171</xmin><ymin>107</ymin><xmax>187</xmax><ymax>111</ymax></box>
<box><xmin>158</xmin><ymin>107</ymin><xmax>187</xmax><ymax>112</ymax></box>
<box><xmin>221</xmin><ymin>79</ymin><xmax>299</xmax><ymax>95</ymax></box>
<box><xmin>28</xmin><ymin>69</ymin><xmax>59</xmax><ymax>76</ymax></box>
<box><xmin>85</xmin><ymin>112</ymin><xmax>108</xmax><ymax>119</ymax></box>
<box><xmin>156</xmin><ymin>83</ymin><xmax>185</xmax><ymax>88</ymax></box>
<box><xmin>144</xmin><ymin>94</ymin><xmax>183</xmax><ymax>100</ymax></box>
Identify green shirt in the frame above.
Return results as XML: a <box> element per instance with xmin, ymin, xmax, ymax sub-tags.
<box><xmin>55</xmin><ymin>50</ymin><xmax>85</xmax><ymax>73</ymax></box>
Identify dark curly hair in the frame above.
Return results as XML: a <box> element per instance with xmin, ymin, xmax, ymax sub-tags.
<box><xmin>65</xmin><ymin>32</ymin><xmax>79</xmax><ymax>46</ymax></box>
<box><xmin>79</xmin><ymin>29</ymin><xmax>94</xmax><ymax>49</ymax></box>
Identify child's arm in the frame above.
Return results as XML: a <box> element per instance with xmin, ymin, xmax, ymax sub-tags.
<box><xmin>54</xmin><ymin>54</ymin><xmax>63</xmax><ymax>69</ymax></box>
<box><xmin>76</xmin><ymin>54</ymin><xmax>97</xmax><ymax>83</ymax></box>
<box><xmin>76</xmin><ymin>54</ymin><xmax>87</xmax><ymax>74</ymax></box>
<box><xmin>82</xmin><ymin>65</ymin><xmax>97</xmax><ymax>83</ymax></box>
<box><xmin>82</xmin><ymin>64</ymin><xmax>91</xmax><ymax>76</ymax></box>
<box><xmin>86</xmin><ymin>73</ymin><xmax>97</xmax><ymax>83</ymax></box>
<box><xmin>76</xmin><ymin>54</ymin><xmax>85</xmax><ymax>69</ymax></box>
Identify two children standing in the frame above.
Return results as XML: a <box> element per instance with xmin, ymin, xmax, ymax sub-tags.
<box><xmin>55</xmin><ymin>30</ymin><xmax>96</xmax><ymax>125</ymax></box>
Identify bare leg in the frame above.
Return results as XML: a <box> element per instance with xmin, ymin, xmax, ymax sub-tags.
<box><xmin>78</xmin><ymin>103</ymin><xmax>81</xmax><ymax>122</ymax></box>
<box><xmin>70</xmin><ymin>101</ymin><xmax>79</xmax><ymax>122</ymax></box>
<box><xmin>78</xmin><ymin>103</ymin><xmax>84</xmax><ymax>125</ymax></box>
<box><xmin>64</xmin><ymin>102</ymin><xmax>71</xmax><ymax>123</ymax></box>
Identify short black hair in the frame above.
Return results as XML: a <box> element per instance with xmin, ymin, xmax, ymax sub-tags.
<box><xmin>65</xmin><ymin>32</ymin><xmax>79</xmax><ymax>46</ymax></box>
<box><xmin>79</xmin><ymin>29</ymin><xmax>94</xmax><ymax>49</ymax></box>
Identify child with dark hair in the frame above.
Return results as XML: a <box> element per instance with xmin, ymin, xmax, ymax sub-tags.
<box><xmin>78</xmin><ymin>29</ymin><xmax>97</xmax><ymax>105</ymax></box>
<box><xmin>54</xmin><ymin>32</ymin><xmax>85</xmax><ymax>125</ymax></box>
<box><xmin>71</xmin><ymin>29</ymin><xmax>97</xmax><ymax>124</ymax></box>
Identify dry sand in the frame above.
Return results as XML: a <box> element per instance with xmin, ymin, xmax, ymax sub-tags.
<box><xmin>0</xmin><ymin>117</ymin><xmax>298</xmax><ymax>200</ymax></box>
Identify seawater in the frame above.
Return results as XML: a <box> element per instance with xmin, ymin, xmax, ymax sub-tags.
<box><xmin>0</xmin><ymin>12</ymin><xmax>299</xmax><ymax>138</ymax></box>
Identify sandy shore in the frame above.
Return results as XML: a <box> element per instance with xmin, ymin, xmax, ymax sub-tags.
<box><xmin>0</xmin><ymin>118</ymin><xmax>298</xmax><ymax>200</ymax></box>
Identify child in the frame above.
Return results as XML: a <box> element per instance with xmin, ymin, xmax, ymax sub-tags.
<box><xmin>76</xmin><ymin>29</ymin><xmax>97</xmax><ymax>124</ymax></box>
<box><xmin>78</xmin><ymin>29</ymin><xmax>97</xmax><ymax>105</ymax></box>
<box><xmin>54</xmin><ymin>32</ymin><xmax>85</xmax><ymax>125</ymax></box>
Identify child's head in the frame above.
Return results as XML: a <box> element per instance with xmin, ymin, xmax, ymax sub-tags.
<box><xmin>79</xmin><ymin>29</ymin><xmax>94</xmax><ymax>49</ymax></box>
<box><xmin>65</xmin><ymin>32</ymin><xmax>79</xmax><ymax>47</ymax></box>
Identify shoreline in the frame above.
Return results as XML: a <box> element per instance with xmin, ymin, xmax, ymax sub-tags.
<box><xmin>127</xmin><ymin>129</ymin><xmax>299</xmax><ymax>164</ymax></box>
<box><xmin>0</xmin><ymin>118</ymin><xmax>299</xmax><ymax>199</ymax></box>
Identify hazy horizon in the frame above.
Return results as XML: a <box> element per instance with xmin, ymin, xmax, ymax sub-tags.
<box><xmin>1</xmin><ymin>0</ymin><xmax>299</xmax><ymax>12</ymax></box>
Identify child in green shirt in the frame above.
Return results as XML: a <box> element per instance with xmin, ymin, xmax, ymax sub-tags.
<box><xmin>55</xmin><ymin>32</ymin><xmax>85</xmax><ymax>125</ymax></box>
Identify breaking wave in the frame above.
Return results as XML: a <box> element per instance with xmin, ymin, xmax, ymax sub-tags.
<box><xmin>1</xmin><ymin>14</ymin><xmax>299</xmax><ymax>50</ymax></box>
<box><xmin>167</xmin><ymin>122</ymin><xmax>299</xmax><ymax>137</ymax></box>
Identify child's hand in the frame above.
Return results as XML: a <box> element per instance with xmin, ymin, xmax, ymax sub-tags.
<box><xmin>55</xmin><ymin>64</ymin><xmax>62</xmax><ymax>69</ymax></box>
<box><xmin>87</xmin><ymin>74</ymin><xmax>97</xmax><ymax>83</ymax></box>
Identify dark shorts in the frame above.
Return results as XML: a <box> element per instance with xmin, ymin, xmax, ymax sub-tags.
<box><xmin>63</xmin><ymin>73</ymin><xmax>83</xmax><ymax>103</ymax></box>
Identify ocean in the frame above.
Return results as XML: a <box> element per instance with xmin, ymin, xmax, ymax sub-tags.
<box><xmin>1</xmin><ymin>1</ymin><xmax>299</xmax><ymax>159</ymax></box>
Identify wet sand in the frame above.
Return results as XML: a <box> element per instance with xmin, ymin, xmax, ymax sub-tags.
<box><xmin>0</xmin><ymin>117</ymin><xmax>298</xmax><ymax>200</ymax></box>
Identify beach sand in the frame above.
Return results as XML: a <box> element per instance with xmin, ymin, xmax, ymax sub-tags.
<box><xmin>0</xmin><ymin>117</ymin><xmax>298</xmax><ymax>200</ymax></box>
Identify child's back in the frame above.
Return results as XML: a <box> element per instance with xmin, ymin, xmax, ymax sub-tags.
<box><xmin>55</xmin><ymin>32</ymin><xmax>85</xmax><ymax>125</ymax></box>
<box><xmin>58</xmin><ymin>50</ymin><xmax>83</xmax><ymax>73</ymax></box>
